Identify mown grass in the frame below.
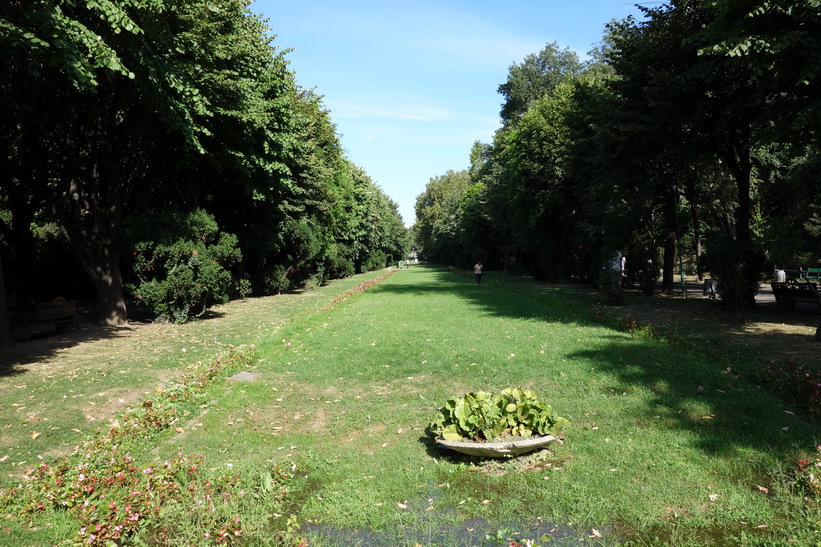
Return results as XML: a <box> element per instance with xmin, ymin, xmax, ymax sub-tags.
<box><xmin>2</xmin><ymin>265</ymin><xmax>820</xmax><ymax>546</ymax></box>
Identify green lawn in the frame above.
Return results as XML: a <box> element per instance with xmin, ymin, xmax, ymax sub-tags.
<box><xmin>2</xmin><ymin>265</ymin><xmax>820</xmax><ymax>546</ymax></box>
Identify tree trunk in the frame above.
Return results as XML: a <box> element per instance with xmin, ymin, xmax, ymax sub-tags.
<box><xmin>729</xmin><ymin>146</ymin><xmax>752</xmax><ymax>247</ymax></box>
<box><xmin>64</xmin><ymin>217</ymin><xmax>128</xmax><ymax>326</ymax></box>
<box><xmin>662</xmin><ymin>190</ymin><xmax>677</xmax><ymax>295</ymax></box>
<box><xmin>87</xmin><ymin>256</ymin><xmax>128</xmax><ymax>326</ymax></box>
<box><xmin>684</xmin><ymin>175</ymin><xmax>703</xmax><ymax>281</ymax></box>
<box><xmin>9</xmin><ymin>204</ymin><xmax>37</xmax><ymax>306</ymax></box>
<box><xmin>1</xmin><ymin>120</ymin><xmax>49</xmax><ymax>306</ymax></box>
<box><xmin>71</xmin><ymin>238</ymin><xmax>128</xmax><ymax>327</ymax></box>
<box><xmin>662</xmin><ymin>229</ymin><xmax>676</xmax><ymax>295</ymax></box>
<box><xmin>56</xmin><ymin>113</ymin><xmax>128</xmax><ymax>326</ymax></box>
<box><xmin>721</xmin><ymin>132</ymin><xmax>755</xmax><ymax>307</ymax></box>
<box><xmin>0</xmin><ymin>253</ymin><xmax>11</xmax><ymax>347</ymax></box>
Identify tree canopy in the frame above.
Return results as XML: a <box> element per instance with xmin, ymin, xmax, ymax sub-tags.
<box><xmin>1</xmin><ymin>0</ymin><xmax>407</xmax><ymax>329</ymax></box>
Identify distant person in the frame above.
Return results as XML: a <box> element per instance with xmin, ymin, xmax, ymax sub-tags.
<box><xmin>621</xmin><ymin>255</ymin><xmax>627</xmax><ymax>287</ymax></box>
<box><xmin>473</xmin><ymin>261</ymin><xmax>483</xmax><ymax>284</ymax></box>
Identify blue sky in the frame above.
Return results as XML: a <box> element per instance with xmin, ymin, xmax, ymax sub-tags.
<box><xmin>249</xmin><ymin>1</ymin><xmax>648</xmax><ymax>226</ymax></box>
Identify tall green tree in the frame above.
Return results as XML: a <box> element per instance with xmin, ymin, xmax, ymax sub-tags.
<box><xmin>1</xmin><ymin>0</ymin><xmax>217</xmax><ymax>324</ymax></box>
<box><xmin>606</xmin><ymin>1</ymin><xmax>768</xmax><ymax>303</ymax></box>
<box><xmin>414</xmin><ymin>170</ymin><xmax>471</xmax><ymax>264</ymax></box>
<box><xmin>498</xmin><ymin>42</ymin><xmax>584</xmax><ymax>123</ymax></box>
<box><xmin>495</xmin><ymin>83</ymin><xmax>580</xmax><ymax>280</ymax></box>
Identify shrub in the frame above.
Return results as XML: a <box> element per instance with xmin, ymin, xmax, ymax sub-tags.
<box><xmin>362</xmin><ymin>250</ymin><xmax>388</xmax><ymax>272</ymax></box>
<box><xmin>126</xmin><ymin>210</ymin><xmax>241</xmax><ymax>322</ymax></box>
<box><xmin>255</xmin><ymin>264</ymin><xmax>292</xmax><ymax>296</ymax></box>
<box><xmin>331</xmin><ymin>256</ymin><xmax>355</xmax><ymax>278</ymax></box>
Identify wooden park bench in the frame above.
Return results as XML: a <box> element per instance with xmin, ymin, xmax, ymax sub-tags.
<box><xmin>801</xmin><ymin>267</ymin><xmax>821</xmax><ymax>281</ymax></box>
<box><xmin>770</xmin><ymin>280</ymin><xmax>821</xmax><ymax>311</ymax></box>
<box><xmin>8</xmin><ymin>297</ymin><xmax>78</xmax><ymax>341</ymax></box>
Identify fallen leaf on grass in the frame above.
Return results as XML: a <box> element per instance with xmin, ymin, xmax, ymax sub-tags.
<box><xmin>397</xmin><ymin>502</ymin><xmax>408</xmax><ymax>509</ymax></box>
<box><xmin>30</xmin><ymin>432</ymin><xmax>40</xmax><ymax>440</ymax></box>
<box><xmin>756</xmin><ymin>485</ymin><xmax>769</xmax><ymax>494</ymax></box>
<box><xmin>709</xmin><ymin>494</ymin><xmax>719</xmax><ymax>501</ymax></box>
<box><xmin>589</xmin><ymin>529</ymin><xmax>602</xmax><ymax>539</ymax></box>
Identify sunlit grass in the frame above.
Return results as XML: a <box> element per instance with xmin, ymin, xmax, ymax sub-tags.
<box><xmin>163</xmin><ymin>266</ymin><xmax>821</xmax><ymax>544</ymax></box>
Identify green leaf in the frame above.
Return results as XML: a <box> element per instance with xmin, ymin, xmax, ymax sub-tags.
<box><xmin>441</xmin><ymin>425</ymin><xmax>462</xmax><ymax>441</ymax></box>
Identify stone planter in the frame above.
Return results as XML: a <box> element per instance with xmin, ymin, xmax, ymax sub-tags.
<box><xmin>435</xmin><ymin>434</ymin><xmax>557</xmax><ymax>457</ymax></box>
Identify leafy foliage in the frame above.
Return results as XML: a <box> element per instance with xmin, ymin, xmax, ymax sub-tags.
<box><xmin>1</xmin><ymin>0</ymin><xmax>407</xmax><ymax>328</ymax></box>
<box><xmin>703</xmin><ymin>234</ymin><xmax>771</xmax><ymax>311</ymax></box>
<box><xmin>430</xmin><ymin>388</ymin><xmax>570</xmax><ymax>442</ymax></box>
<box><xmin>498</xmin><ymin>42</ymin><xmax>584</xmax><ymax>123</ymax></box>
<box><xmin>414</xmin><ymin>170</ymin><xmax>472</xmax><ymax>265</ymax></box>
<box><xmin>126</xmin><ymin>209</ymin><xmax>241</xmax><ymax>322</ymax></box>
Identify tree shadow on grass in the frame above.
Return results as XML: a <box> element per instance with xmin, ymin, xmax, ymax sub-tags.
<box><xmin>566</xmin><ymin>339</ymin><xmax>817</xmax><ymax>457</ymax></box>
<box><xmin>0</xmin><ymin>302</ymin><xmax>226</xmax><ymax>374</ymax></box>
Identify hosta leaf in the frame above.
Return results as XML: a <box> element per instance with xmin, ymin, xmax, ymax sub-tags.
<box><xmin>430</xmin><ymin>388</ymin><xmax>570</xmax><ymax>440</ymax></box>
<box><xmin>441</xmin><ymin>425</ymin><xmax>462</xmax><ymax>441</ymax></box>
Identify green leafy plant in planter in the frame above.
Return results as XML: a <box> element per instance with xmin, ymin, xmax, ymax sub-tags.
<box><xmin>430</xmin><ymin>387</ymin><xmax>570</xmax><ymax>442</ymax></box>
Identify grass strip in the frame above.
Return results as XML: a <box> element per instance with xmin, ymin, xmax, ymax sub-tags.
<box><xmin>2</xmin><ymin>266</ymin><xmax>820</xmax><ymax>546</ymax></box>
<box><xmin>160</xmin><ymin>266</ymin><xmax>821</xmax><ymax>545</ymax></box>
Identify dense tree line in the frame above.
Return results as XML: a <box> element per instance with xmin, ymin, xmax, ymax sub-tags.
<box><xmin>415</xmin><ymin>0</ymin><xmax>820</xmax><ymax>310</ymax></box>
<box><xmin>1</xmin><ymin>0</ymin><xmax>407</xmax><ymax>327</ymax></box>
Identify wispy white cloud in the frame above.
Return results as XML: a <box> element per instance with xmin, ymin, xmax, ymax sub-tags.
<box><xmin>269</xmin><ymin>1</ymin><xmax>545</xmax><ymax>72</ymax></box>
<box><xmin>362</xmin><ymin>126</ymin><xmax>398</xmax><ymax>141</ymax></box>
<box><xmin>327</xmin><ymin>101</ymin><xmax>455</xmax><ymax>123</ymax></box>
